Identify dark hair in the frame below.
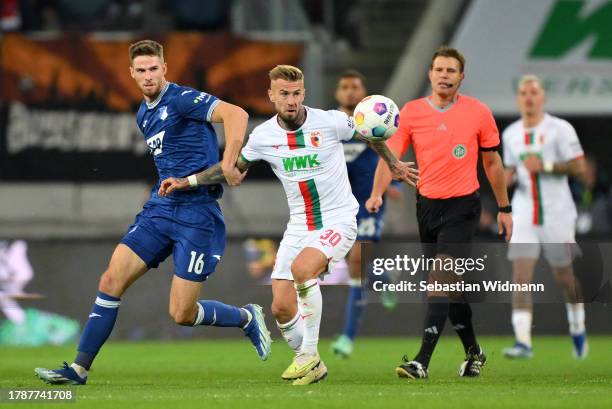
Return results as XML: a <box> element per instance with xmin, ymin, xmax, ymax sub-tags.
<box><xmin>431</xmin><ymin>45</ymin><xmax>465</xmax><ymax>72</ymax></box>
<box><xmin>337</xmin><ymin>69</ymin><xmax>366</xmax><ymax>86</ymax></box>
<box><xmin>129</xmin><ymin>40</ymin><xmax>164</xmax><ymax>63</ymax></box>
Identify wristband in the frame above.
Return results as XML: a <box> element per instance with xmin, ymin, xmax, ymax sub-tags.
<box><xmin>543</xmin><ymin>161</ymin><xmax>554</xmax><ymax>173</ymax></box>
<box><xmin>498</xmin><ymin>205</ymin><xmax>512</xmax><ymax>213</ymax></box>
<box><xmin>187</xmin><ymin>175</ymin><xmax>198</xmax><ymax>187</ymax></box>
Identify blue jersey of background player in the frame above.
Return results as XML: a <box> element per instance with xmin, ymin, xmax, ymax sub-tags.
<box><xmin>331</xmin><ymin>70</ymin><xmax>402</xmax><ymax>358</ymax></box>
<box><xmin>34</xmin><ymin>40</ymin><xmax>271</xmax><ymax>386</ymax></box>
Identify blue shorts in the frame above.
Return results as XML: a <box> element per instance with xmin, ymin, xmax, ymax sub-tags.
<box><xmin>120</xmin><ymin>200</ymin><xmax>226</xmax><ymax>282</ymax></box>
<box><xmin>356</xmin><ymin>204</ymin><xmax>385</xmax><ymax>242</ymax></box>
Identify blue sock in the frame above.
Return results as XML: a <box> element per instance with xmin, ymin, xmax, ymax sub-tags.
<box><xmin>193</xmin><ymin>300</ymin><xmax>248</xmax><ymax>327</ymax></box>
<box><xmin>74</xmin><ymin>291</ymin><xmax>121</xmax><ymax>370</ymax></box>
<box><xmin>342</xmin><ymin>280</ymin><xmax>366</xmax><ymax>340</ymax></box>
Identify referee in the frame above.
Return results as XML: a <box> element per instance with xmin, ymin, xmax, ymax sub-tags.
<box><xmin>367</xmin><ymin>46</ymin><xmax>513</xmax><ymax>379</ymax></box>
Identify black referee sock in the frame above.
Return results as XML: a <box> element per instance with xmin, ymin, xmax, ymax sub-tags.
<box><xmin>448</xmin><ymin>302</ymin><xmax>479</xmax><ymax>354</ymax></box>
<box><xmin>414</xmin><ymin>296</ymin><xmax>449</xmax><ymax>368</ymax></box>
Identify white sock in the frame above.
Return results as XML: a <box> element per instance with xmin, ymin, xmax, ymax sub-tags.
<box><xmin>70</xmin><ymin>363</ymin><xmax>88</xmax><ymax>378</ymax></box>
<box><xmin>276</xmin><ymin>312</ymin><xmax>304</xmax><ymax>353</ymax></box>
<box><xmin>566</xmin><ymin>303</ymin><xmax>586</xmax><ymax>335</ymax></box>
<box><xmin>295</xmin><ymin>279</ymin><xmax>322</xmax><ymax>355</ymax></box>
<box><xmin>512</xmin><ymin>309</ymin><xmax>532</xmax><ymax>348</ymax></box>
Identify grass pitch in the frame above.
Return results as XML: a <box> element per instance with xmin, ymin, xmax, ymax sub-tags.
<box><xmin>2</xmin><ymin>336</ymin><xmax>611</xmax><ymax>409</ymax></box>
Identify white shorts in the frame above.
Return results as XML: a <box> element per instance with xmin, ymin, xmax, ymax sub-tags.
<box><xmin>271</xmin><ymin>220</ymin><xmax>357</xmax><ymax>281</ymax></box>
<box><xmin>507</xmin><ymin>215</ymin><xmax>579</xmax><ymax>267</ymax></box>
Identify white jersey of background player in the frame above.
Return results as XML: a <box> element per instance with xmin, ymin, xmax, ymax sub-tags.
<box><xmin>501</xmin><ymin>75</ymin><xmax>588</xmax><ymax>359</ymax></box>
<box><xmin>159</xmin><ymin>65</ymin><xmax>418</xmax><ymax>385</ymax></box>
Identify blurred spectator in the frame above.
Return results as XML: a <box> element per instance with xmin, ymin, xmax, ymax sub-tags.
<box><xmin>164</xmin><ymin>0</ymin><xmax>231</xmax><ymax>30</ymax></box>
<box><xmin>15</xmin><ymin>0</ymin><xmax>171</xmax><ymax>31</ymax></box>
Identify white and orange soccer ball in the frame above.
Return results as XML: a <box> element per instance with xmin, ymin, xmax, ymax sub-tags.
<box><xmin>353</xmin><ymin>95</ymin><xmax>400</xmax><ymax>141</ymax></box>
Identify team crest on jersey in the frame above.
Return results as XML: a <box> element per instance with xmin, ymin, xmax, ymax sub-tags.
<box><xmin>310</xmin><ymin>131</ymin><xmax>322</xmax><ymax>147</ymax></box>
<box><xmin>452</xmin><ymin>144</ymin><xmax>467</xmax><ymax>159</ymax></box>
<box><xmin>159</xmin><ymin>106</ymin><xmax>169</xmax><ymax>121</ymax></box>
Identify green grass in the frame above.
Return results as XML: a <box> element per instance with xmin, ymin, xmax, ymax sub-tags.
<box><xmin>2</xmin><ymin>337</ymin><xmax>611</xmax><ymax>409</ymax></box>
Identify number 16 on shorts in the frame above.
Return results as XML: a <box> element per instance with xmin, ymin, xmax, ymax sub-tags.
<box><xmin>187</xmin><ymin>251</ymin><xmax>206</xmax><ymax>275</ymax></box>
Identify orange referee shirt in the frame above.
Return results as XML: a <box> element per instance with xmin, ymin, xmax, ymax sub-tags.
<box><xmin>387</xmin><ymin>94</ymin><xmax>500</xmax><ymax>199</ymax></box>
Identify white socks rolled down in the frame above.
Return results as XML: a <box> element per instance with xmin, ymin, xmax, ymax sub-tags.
<box><xmin>295</xmin><ymin>279</ymin><xmax>322</xmax><ymax>355</ymax></box>
<box><xmin>512</xmin><ymin>304</ymin><xmax>586</xmax><ymax>348</ymax></box>
<box><xmin>512</xmin><ymin>309</ymin><xmax>533</xmax><ymax>347</ymax></box>
<box><xmin>277</xmin><ymin>312</ymin><xmax>304</xmax><ymax>353</ymax></box>
<box><xmin>566</xmin><ymin>303</ymin><xmax>586</xmax><ymax>335</ymax></box>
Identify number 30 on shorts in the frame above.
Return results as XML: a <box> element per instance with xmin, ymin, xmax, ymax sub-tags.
<box><xmin>319</xmin><ymin>229</ymin><xmax>342</xmax><ymax>247</ymax></box>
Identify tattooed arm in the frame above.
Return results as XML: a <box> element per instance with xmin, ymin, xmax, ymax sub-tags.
<box><xmin>158</xmin><ymin>155</ymin><xmax>252</xmax><ymax>196</ymax></box>
<box><xmin>353</xmin><ymin>133</ymin><xmax>418</xmax><ymax>187</ymax></box>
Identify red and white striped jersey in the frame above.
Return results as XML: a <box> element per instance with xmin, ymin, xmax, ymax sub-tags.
<box><xmin>241</xmin><ymin>106</ymin><xmax>359</xmax><ymax>231</ymax></box>
<box><xmin>502</xmin><ymin>113</ymin><xmax>584</xmax><ymax>226</ymax></box>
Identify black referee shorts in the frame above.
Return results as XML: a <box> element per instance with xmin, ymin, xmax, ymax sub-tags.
<box><xmin>416</xmin><ymin>191</ymin><xmax>481</xmax><ymax>259</ymax></box>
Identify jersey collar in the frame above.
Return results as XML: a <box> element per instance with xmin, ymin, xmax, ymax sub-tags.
<box><xmin>425</xmin><ymin>95</ymin><xmax>458</xmax><ymax>113</ymax></box>
<box><xmin>523</xmin><ymin>112</ymin><xmax>549</xmax><ymax>130</ymax></box>
<box><xmin>275</xmin><ymin>106</ymin><xmax>309</xmax><ymax>132</ymax></box>
<box><xmin>146</xmin><ymin>82</ymin><xmax>171</xmax><ymax>110</ymax></box>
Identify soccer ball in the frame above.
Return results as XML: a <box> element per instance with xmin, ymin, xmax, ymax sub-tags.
<box><xmin>353</xmin><ymin>95</ymin><xmax>400</xmax><ymax>141</ymax></box>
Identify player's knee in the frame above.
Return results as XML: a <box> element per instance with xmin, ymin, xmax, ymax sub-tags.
<box><xmin>170</xmin><ymin>306</ymin><xmax>197</xmax><ymax>326</ymax></box>
<box><xmin>98</xmin><ymin>270</ymin><xmax>124</xmax><ymax>297</ymax></box>
<box><xmin>291</xmin><ymin>260</ymin><xmax>319</xmax><ymax>284</ymax></box>
<box><xmin>271</xmin><ymin>299</ymin><xmax>295</xmax><ymax>323</ymax></box>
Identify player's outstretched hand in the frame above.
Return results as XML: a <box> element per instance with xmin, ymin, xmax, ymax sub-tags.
<box><xmin>223</xmin><ymin>165</ymin><xmax>247</xmax><ymax>187</ymax></box>
<box><xmin>158</xmin><ymin>177</ymin><xmax>189</xmax><ymax>196</ymax></box>
<box><xmin>390</xmin><ymin>161</ymin><xmax>419</xmax><ymax>188</ymax></box>
<box><xmin>498</xmin><ymin>212</ymin><xmax>513</xmax><ymax>242</ymax></box>
<box><xmin>366</xmin><ymin>196</ymin><xmax>384</xmax><ymax>214</ymax></box>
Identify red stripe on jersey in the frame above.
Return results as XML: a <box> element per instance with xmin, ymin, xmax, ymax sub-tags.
<box><xmin>298</xmin><ymin>180</ymin><xmax>316</xmax><ymax>230</ymax></box>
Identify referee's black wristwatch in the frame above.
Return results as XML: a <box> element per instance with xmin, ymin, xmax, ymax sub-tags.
<box><xmin>498</xmin><ymin>205</ymin><xmax>512</xmax><ymax>213</ymax></box>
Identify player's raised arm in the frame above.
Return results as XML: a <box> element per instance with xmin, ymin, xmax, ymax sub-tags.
<box><xmin>210</xmin><ymin>101</ymin><xmax>249</xmax><ymax>186</ymax></box>
<box><xmin>354</xmin><ymin>133</ymin><xmax>418</xmax><ymax>187</ymax></box>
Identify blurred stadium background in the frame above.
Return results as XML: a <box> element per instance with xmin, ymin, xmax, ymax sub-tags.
<box><xmin>1</xmin><ymin>0</ymin><xmax>611</xmax><ymax>347</ymax></box>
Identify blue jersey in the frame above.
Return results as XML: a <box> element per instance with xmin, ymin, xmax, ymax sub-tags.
<box><xmin>343</xmin><ymin>129</ymin><xmax>402</xmax><ymax>241</ymax></box>
<box><xmin>136</xmin><ymin>82</ymin><xmax>222</xmax><ymax>204</ymax></box>
<box><xmin>343</xmin><ymin>138</ymin><xmax>380</xmax><ymax>204</ymax></box>
<box><xmin>343</xmin><ymin>137</ymin><xmax>387</xmax><ymax>241</ymax></box>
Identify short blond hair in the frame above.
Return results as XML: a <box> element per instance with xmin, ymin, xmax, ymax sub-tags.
<box><xmin>517</xmin><ymin>74</ymin><xmax>544</xmax><ymax>92</ymax></box>
<box><xmin>269</xmin><ymin>65</ymin><xmax>304</xmax><ymax>82</ymax></box>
